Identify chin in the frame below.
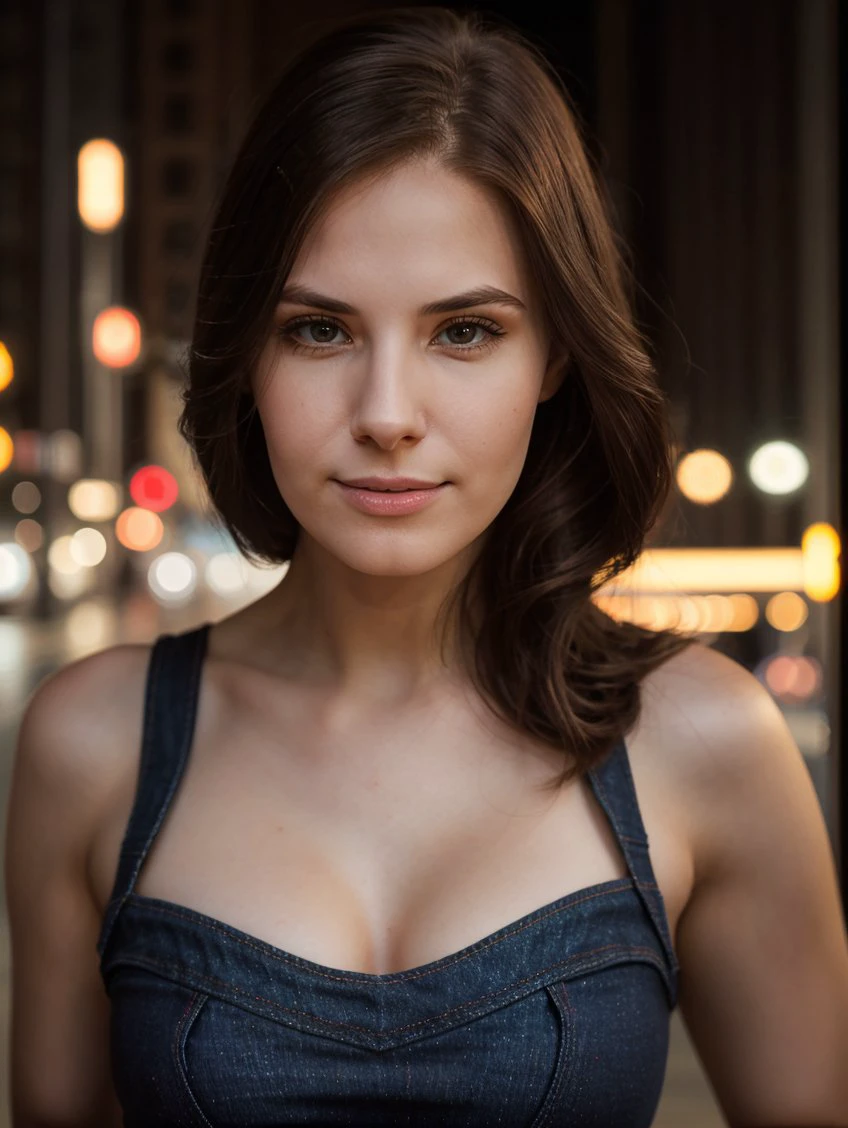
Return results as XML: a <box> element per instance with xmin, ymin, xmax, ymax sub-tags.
<box><xmin>320</xmin><ymin>533</ymin><xmax>469</xmax><ymax>579</ymax></box>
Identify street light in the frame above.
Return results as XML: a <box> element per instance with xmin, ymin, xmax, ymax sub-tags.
<box><xmin>77</xmin><ymin>139</ymin><xmax>124</xmax><ymax>233</ymax></box>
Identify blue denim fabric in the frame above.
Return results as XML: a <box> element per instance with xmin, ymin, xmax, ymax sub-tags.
<box><xmin>97</xmin><ymin>624</ymin><xmax>680</xmax><ymax>1126</ymax></box>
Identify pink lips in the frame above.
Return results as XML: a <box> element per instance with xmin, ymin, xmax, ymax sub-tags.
<box><xmin>334</xmin><ymin>480</ymin><xmax>448</xmax><ymax>515</ymax></box>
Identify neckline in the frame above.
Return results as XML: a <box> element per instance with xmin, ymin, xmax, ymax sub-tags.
<box><xmin>121</xmin><ymin>875</ymin><xmax>639</xmax><ymax>982</ymax></box>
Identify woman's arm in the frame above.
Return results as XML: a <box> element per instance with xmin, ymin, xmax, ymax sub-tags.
<box><xmin>4</xmin><ymin>650</ymin><xmax>133</xmax><ymax>1128</ymax></box>
<box><xmin>668</xmin><ymin>645</ymin><xmax>848</xmax><ymax>1127</ymax></box>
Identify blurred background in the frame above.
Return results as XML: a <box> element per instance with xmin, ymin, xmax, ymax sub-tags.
<box><xmin>0</xmin><ymin>0</ymin><xmax>842</xmax><ymax>1124</ymax></box>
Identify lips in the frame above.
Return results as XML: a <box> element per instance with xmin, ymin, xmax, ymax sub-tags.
<box><xmin>334</xmin><ymin>480</ymin><xmax>448</xmax><ymax>515</ymax></box>
<box><xmin>338</xmin><ymin>477</ymin><xmax>444</xmax><ymax>491</ymax></box>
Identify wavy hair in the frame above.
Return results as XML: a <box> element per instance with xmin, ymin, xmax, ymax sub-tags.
<box><xmin>179</xmin><ymin>5</ymin><xmax>697</xmax><ymax>789</ymax></box>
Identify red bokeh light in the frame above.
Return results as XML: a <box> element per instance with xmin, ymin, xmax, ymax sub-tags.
<box><xmin>129</xmin><ymin>465</ymin><xmax>179</xmax><ymax>513</ymax></box>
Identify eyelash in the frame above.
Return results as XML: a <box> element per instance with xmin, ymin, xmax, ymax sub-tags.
<box><xmin>275</xmin><ymin>314</ymin><xmax>506</xmax><ymax>356</ymax></box>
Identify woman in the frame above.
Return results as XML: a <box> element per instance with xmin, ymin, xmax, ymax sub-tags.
<box><xmin>7</xmin><ymin>7</ymin><xmax>848</xmax><ymax>1126</ymax></box>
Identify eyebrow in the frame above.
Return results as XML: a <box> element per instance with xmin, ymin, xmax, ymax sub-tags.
<box><xmin>276</xmin><ymin>283</ymin><xmax>527</xmax><ymax>315</ymax></box>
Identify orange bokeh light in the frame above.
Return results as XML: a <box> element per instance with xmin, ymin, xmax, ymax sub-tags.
<box><xmin>801</xmin><ymin>522</ymin><xmax>841</xmax><ymax>602</ymax></box>
<box><xmin>0</xmin><ymin>427</ymin><xmax>13</xmax><ymax>474</ymax></box>
<box><xmin>77</xmin><ymin>138</ymin><xmax>124</xmax><ymax>232</ymax></box>
<box><xmin>115</xmin><ymin>506</ymin><xmax>164</xmax><ymax>552</ymax></box>
<box><xmin>676</xmin><ymin>448</ymin><xmax>733</xmax><ymax>505</ymax></box>
<box><xmin>0</xmin><ymin>341</ymin><xmax>13</xmax><ymax>392</ymax></box>
<box><xmin>92</xmin><ymin>307</ymin><xmax>141</xmax><ymax>368</ymax></box>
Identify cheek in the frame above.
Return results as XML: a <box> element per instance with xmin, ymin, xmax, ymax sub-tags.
<box><xmin>256</xmin><ymin>386</ymin><xmax>331</xmax><ymax>478</ymax></box>
<box><xmin>451</xmin><ymin>381</ymin><xmax>539</xmax><ymax>481</ymax></box>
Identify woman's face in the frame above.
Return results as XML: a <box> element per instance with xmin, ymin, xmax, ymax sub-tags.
<box><xmin>252</xmin><ymin>157</ymin><xmax>564</xmax><ymax>579</ymax></box>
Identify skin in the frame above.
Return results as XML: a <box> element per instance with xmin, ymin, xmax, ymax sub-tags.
<box><xmin>246</xmin><ymin>155</ymin><xmax>564</xmax><ymax>714</ymax></box>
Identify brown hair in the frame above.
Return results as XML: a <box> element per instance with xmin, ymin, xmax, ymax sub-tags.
<box><xmin>179</xmin><ymin>5</ymin><xmax>696</xmax><ymax>789</ymax></box>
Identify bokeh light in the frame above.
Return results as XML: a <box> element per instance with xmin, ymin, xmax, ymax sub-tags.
<box><xmin>748</xmin><ymin>440</ymin><xmax>809</xmax><ymax>495</ymax></box>
<box><xmin>593</xmin><ymin>591</ymin><xmax>759</xmax><ymax>633</ymax></box>
<box><xmin>761</xmin><ymin>654</ymin><xmax>822</xmax><ymax>703</ymax></box>
<box><xmin>148</xmin><ymin>552</ymin><xmax>197</xmax><ymax>603</ymax></box>
<box><xmin>129</xmin><ymin>464</ymin><xmax>179</xmax><ymax>512</ymax></box>
<box><xmin>701</xmin><ymin>594</ymin><xmax>735</xmax><ymax>632</ymax></box>
<box><xmin>92</xmin><ymin>306</ymin><xmax>141</xmax><ymax>367</ymax></box>
<box><xmin>726</xmin><ymin>593</ymin><xmax>760</xmax><ymax>631</ymax></box>
<box><xmin>115</xmin><ymin>506</ymin><xmax>164</xmax><ymax>552</ymax></box>
<box><xmin>608</xmin><ymin>547</ymin><xmax>804</xmax><ymax>594</ymax></box>
<box><xmin>70</xmin><ymin>527</ymin><xmax>108</xmax><ymax>567</ymax></box>
<box><xmin>68</xmin><ymin>479</ymin><xmax>122</xmax><ymax>522</ymax></box>
<box><xmin>765</xmin><ymin>591</ymin><xmax>808</xmax><ymax>632</ymax></box>
<box><xmin>0</xmin><ymin>427</ymin><xmax>13</xmax><ymax>474</ymax></box>
<box><xmin>11</xmin><ymin>481</ymin><xmax>41</xmax><ymax>514</ymax></box>
<box><xmin>14</xmin><ymin>519</ymin><xmax>43</xmax><ymax>553</ymax></box>
<box><xmin>77</xmin><ymin>138</ymin><xmax>125</xmax><ymax>232</ymax></box>
<box><xmin>0</xmin><ymin>341</ymin><xmax>13</xmax><ymax>392</ymax></box>
<box><xmin>801</xmin><ymin>522</ymin><xmax>841</xmax><ymax>602</ymax></box>
<box><xmin>205</xmin><ymin>552</ymin><xmax>251</xmax><ymax>596</ymax></box>
<box><xmin>675</xmin><ymin>449</ymin><xmax>733</xmax><ymax>504</ymax></box>
<box><xmin>0</xmin><ymin>542</ymin><xmax>33</xmax><ymax>600</ymax></box>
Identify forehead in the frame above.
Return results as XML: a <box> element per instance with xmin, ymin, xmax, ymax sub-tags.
<box><xmin>288</xmin><ymin>158</ymin><xmax>531</xmax><ymax>297</ymax></box>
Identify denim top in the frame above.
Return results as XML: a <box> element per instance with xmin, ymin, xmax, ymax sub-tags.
<box><xmin>97</xmin><ymin>623</ymin><xmax>680</xmax><ymax>1127</ymax></box>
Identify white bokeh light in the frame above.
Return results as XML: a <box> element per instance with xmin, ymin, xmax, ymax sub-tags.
<box><xmin>70</xmin><ymin>527</ymin><xmax>108</xmax><ymax>567</ymax></box>
<box><xmin>148</xmin><ymin>552</ymin><xmax>198</xmax><ymax>603</ymax></box>
<box><xmin>205</xmin><ymin>552</ymin><xmax>251</xmax><ymax>596</ymax></box>
<box><xmin>748</xmin><ymin>441</ymin><xmax>809</xmax><ymax>495</ymax></box>
<box><xmin>68</xmin><ymin>479</ymin><xmax>122</xmax><ymax>522</ymax></box>
<box><xmin>0</xmin><ymin>542</ymin><xmax>33</xmax><ymax>600</ymax></box>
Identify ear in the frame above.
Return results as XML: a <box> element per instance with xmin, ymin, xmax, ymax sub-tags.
<box><xmin>537</xmin><ymin>349</ymin><xmax>569</xmax><ymax>405</ymax></box>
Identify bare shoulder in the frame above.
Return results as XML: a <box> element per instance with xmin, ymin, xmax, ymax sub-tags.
<box><xmin>633</xmin><ymin>639</ymin><xmax>793</xmax><ymax>796</ymax></box>
<box><xmin>13</xmin><ymin>640</ymin><xmax>156</xmax><ymax>827</ymax></box>
<box><xmin>628</xmin><ymin>637</ymin><xmax>832</xmax><ymax>889</ymax></box>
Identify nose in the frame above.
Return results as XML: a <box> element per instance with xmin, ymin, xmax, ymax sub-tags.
<box><xmin>348</xmin><ymin>340</ymin><xmax>428</xmax><ymax>450</ymax></box>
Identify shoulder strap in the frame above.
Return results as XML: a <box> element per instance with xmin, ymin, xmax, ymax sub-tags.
<box><xmin>96</xmin><ymin>623</ymin><xmax>211</xmax><ymax>959</ymax></box>
<box><xmin>586</xmin><ymin>737</ymin><xmax>679</xmax><ymax>985</ymax></box>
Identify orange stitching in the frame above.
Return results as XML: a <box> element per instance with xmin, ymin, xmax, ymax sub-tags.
<box><xmin>108</xmin><ymin>944</ymin><xmax>669</xmax><ymax>1038</ymax></box>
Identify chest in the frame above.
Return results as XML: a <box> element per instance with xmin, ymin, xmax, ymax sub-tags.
<box><xmin>89</xmin><ymin>671</ymin><xmax>693</xmax><ymax>977</ymax></box>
